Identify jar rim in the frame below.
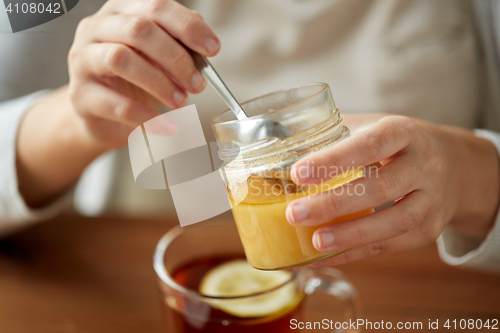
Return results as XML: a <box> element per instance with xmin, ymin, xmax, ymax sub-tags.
<box><xmin>211</xmin><ymin>82</ymin><xmax>330</xmax><ymax>126</ymax></box>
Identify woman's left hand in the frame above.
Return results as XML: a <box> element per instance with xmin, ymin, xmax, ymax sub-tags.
<box><xmin>286</xmin><ymin>115</ymin><xmax>500</xmax><ymax>265</ymax></box>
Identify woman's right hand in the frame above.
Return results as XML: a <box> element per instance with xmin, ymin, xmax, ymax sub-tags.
<box><xmin>68</xmin><ymin>0</ymin><xmax>220</xmax><ymax>148</ymax></box>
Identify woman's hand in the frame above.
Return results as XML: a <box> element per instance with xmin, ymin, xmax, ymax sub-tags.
<box><xmin>17</xmin><ymin>0</ymin><xmax>220</xmax><ymax>208</ymax></box>
<box><xmin>286</xmin><ymin>115</ymin><xmax>500</xmax><ymax>265</ymax></box>
<box><xmin>68</xmin><ymin>0</ymin><xmax>220</xmax><ymax>148</ymax></box>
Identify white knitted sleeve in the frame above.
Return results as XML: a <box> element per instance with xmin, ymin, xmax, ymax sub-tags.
<box><xmin>0</xmin><ymin>91</ymin><xmax>72</xmax><ymax>236</ymax></box>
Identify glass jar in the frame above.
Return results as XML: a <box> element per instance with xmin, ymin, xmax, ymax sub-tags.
<box><xmin>211</xmin><ymin>83</ymin><xmax>373</xmax><ymax>270</ymax></box>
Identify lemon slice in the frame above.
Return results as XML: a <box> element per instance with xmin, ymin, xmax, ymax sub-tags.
<box><xmin>199</xmin><ymin>259</ymin><xmax>300</xmax><ymax>318</ymax></box>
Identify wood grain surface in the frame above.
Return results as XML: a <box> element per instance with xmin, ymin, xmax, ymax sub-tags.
<box><xmin>0</xmin><ymin>214</ymin><xmax>498</xmax><ymax>332</ymax></box>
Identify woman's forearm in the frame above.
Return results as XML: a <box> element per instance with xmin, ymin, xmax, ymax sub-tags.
<box><xmin>16</xmin><ymin>86</ymin><xmax>107</xmax><ymax>208</ymax></box>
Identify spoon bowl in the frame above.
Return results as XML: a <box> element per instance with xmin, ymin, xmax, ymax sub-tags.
<box><xmin>192</xmin><ymin>53</ymin><xmax>293</xmax><ymax>142</ymax></box>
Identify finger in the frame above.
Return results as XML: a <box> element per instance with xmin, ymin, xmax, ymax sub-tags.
<box><xmin>309</xmin><ymin>190</ymin><xmax>427</xmax><ymax>253</ymax></box>
<box><xmin>340</xmin><ymin>114</ymin><xmax>390</xmax><ymax>134</ymax></box>
<box><xmin>72</xmin><ymin>82</ymin><xmax>176</xmax><ymax>134</ymax></box>
<box><xmin>82</xmin><ymin>43</ymin><xmax>187</xmax><ymax>108</ymax></box>
<box><xmin>80</xmin><ymin>15</ymin><xmax>205</xmax><ymax>93</ymax></box>
<box><xmin>312</xmin><ymin>218</ymin><xmax>439</xmax><ymax>267</ymax></box>
<box><xmin>120</xmin><ymin>0</ymin><xmax>220</xmax><ymax>56</ymax></box>
<box><xmin>291</xmin><ymin>116</ymin><xmax>417</xmax><ymax>184</ymax></box>
<box><xmin>286</xmin><ymin>154</ymin><xmax>420</xmax><ymax>226</ymax></box>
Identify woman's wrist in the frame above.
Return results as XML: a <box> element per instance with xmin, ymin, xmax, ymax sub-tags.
<box><xmin>433</xmin><ymin>123</ymin><xmax>500</xmax><ymax>239</ymax></box>
<box><xmin>16</xmin><ymin>86</ymin><xmax>111</xmax><ymax>208</ymax></box>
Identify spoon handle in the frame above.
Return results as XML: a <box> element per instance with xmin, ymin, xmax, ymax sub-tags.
<box><xmin>191</xmin><ymin>53</ymin><xmax>248</xmax><ymax>120</ymax></box>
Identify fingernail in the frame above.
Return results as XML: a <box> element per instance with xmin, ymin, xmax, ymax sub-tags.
<box><xmin>315</xmin><ymin>231</ymin><xmax>335</xmax><ymax>249</ymax></box>
<box><xmin>287</xmin><ymin>203</ymin><xmax>309</xmax><ymax>224</ymax></box>
<box><xmin>204</xmin><ymin>37</ymin><xmax>219</xmax><ymax>53</ymax></box>
<box><xmin>191</xmin><ymin>72</ymin><xmax>205</xmax><ymax>91</ymax></box>
<box><xmin>173</xmin><ymin>90</ymin><xmax>186</xmax><ymax>107</ymax></box>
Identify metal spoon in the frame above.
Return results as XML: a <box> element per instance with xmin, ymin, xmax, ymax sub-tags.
<box><xmin>191</xmin><ymin>53</ymin><xmax>292</xmax><ymax>142</ymax></box>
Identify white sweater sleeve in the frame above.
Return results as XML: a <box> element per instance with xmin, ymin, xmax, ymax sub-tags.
<box><xmin>437</xmin><ymin>129</ymin><xmax>500</xmax><ymax>273</ymax></box>
<box><xmin>0</xmin><ymin>91</ymin><xmax>72</xmax><ymax>236</ymax></box>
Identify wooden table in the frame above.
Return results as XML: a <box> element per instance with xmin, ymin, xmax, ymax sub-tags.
<box><xmin>0</xmin><ymin>214</ymin><xmax>498</xmax><ymax>332</ymax></box>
